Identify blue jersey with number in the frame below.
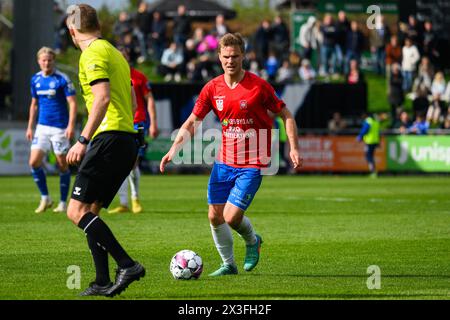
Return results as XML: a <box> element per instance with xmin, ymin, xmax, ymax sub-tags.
<box><xmin>30</xmin><ymin>70</ymin><xmax>76</xmax><ymax>129</ymax></box>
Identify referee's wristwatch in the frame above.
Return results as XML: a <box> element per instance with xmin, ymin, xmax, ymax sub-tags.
<box><xmin>78</xmin><ymin>135</ymin><xmax>90</xmax><ymax>145</ymax></box>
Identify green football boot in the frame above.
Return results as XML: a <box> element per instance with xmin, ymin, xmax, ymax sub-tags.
<box><xmin>208</xmin><ymin>263</ymin><xmax>238</xmax><ymax>277</ymax></box>
<box><xmin>244</xmin><ymin>234</ymin><xmax>263</xmax><ymax>271</ymax></box>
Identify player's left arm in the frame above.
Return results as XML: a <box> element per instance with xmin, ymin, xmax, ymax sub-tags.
<box><xmin>65</xmin><ymin>95</ymin><xmax>77</xmax><ymax>140</ymax></box>
<box><xmin>131</xmin><ymin>85</ymin><xmax>137</xmax><ymax>114</ymax></box>
<box><xmin>277</xmin><ymin>107</ymin><xmax>302</xmax><ymax>169</ymax></box>
<box><xmin>67</xmin><ymin>81</ymin><xmax>110</xmax><ymax>165</ymax></box>
<box><xmin>145</xmin><ymin>91</ymin><xmax>159</xmax><ymax>138</ymax></box>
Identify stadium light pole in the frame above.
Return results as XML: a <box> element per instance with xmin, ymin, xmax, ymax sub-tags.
<box><xmin>12</xmin><ymin>0</ymin><xmax>54</xmax><ymax>121</ymax></box>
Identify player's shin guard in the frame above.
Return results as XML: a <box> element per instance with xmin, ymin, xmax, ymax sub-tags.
<box><xmin>235</xmin><ymin>216</ymin><xmax>257</xmax><ymax>246</ymax></box>
<box><xmin>78</xmin><ymin>212</ymin><xmax>134</xmax><ymax>269</ymax></box>
<box><xmin>210</xmin><ymin>223</ymin><xmax>235</xmax><ymax>266</ymax></box>
<box><xmin>59</xmin><ymin>170</ymin><xmax>71</xmax><ymax>202</ymax></box>
<box><xmin>118</xmin><ymin>179</ymin><xmax>129</xmax><ymax>207</ymax></box>
<box><xmin>31</xmin><ymin>167</ymin><xmax>49</xmax><ymax>197</ymax></box>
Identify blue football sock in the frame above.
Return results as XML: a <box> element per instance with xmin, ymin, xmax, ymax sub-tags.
<box><xmin>60</xmin><ymin>170</ymin><xmax>71</xmax><ymax>202</ymax></box>
<box><xmin>31</xmin><ymin>167</ymin><xmax>49</xmax><ymax>196</ymax></box>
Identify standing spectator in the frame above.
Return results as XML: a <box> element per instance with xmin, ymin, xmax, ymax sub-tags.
<box><xmin>369</xmin><ymin>14</ymin><xmax>390</xmax><ymax>75</ymax></box>
<box><xmin>388</xmin><ymin>63</ymin><xmax>404</xmax><ymax>124</ymax></box>
<box><xmin>406</xmin><ymin>15</ymin><xmax>422</xmax><ymax>49</ymax></box>
<box><xmin>408</xmin><ymin>112</ymin><xmax>429</xmax><ymax>135</ymax></box>
<box><xmin>335</xmin><ymin>11</ymin><xmax>350</xmax><ymax>74</ymax></box>
<box><xmin>173</xmin><ymin>4</ymin><xmax>191</xmax><ymax>49</ymax></box>
<box><xmin>426</xmin><ymin>71</ymin><xmax>446</xmax><ymax>125</ymax></box>
<box><xmin>298</xmin><ymin>16</ymin><xmax>318</xmax><ymax>60</ymax></box>
<box><xmin>298</xmin><ymin>58</ymin><xmax>316</xmax><ymax>83</ymax></box>
<box><xmin>160</xmin><ymin>42</ymin><xmax>184</xmax><ymax>82</ymax></box>
<box><xmin>113</xmin><ymin>11</ymin><xmax>133</xmax><ymax>44</ymax></box>
<box><xmin>254</xmin><ymin>20</ymin><xmax>272</xmax><ymax>69</ymax></box>
<box><xmin>346</xmin><ymin>59</ymin><xmax>364</xmax><ymax>84</ymax></box>
<box><xmin>422</xmin><ymin>21</ymin><xmax>439</xmax><ymax>67</ymax></box>
<box><xmin>401</xmin><ymin>37</ymin><xmax>420</xmax><ymax>93</ymax></box>
<box><xmin>211</xmin><ymin>14</ymin><xmax>229</xmax><ymax>39</ymax></box>
<box><xmin>385</xmin><ymin>35</ymin><xmax>402</xmax><ymax>92</ymax></box>
<box><xmin>320</xmin><ymin>14</ymin><xmax>337</xmax><ymax>76</ymax></box>
<box><xmin>134</xmin><ymin>1</ymin><xmax>152</xmax><ymax>63</ymax></box>
<box><xmin>270</xmin><ymin>15</ymin><xmax>290</xmax><ymax>62</ymax></box>
<box><xmin>345</xmin><ymin>21</ymin><xmax>364</xmax><ymax>74</ymax></box>
<box><xmin>150</xmin><ymin>11</ymin><xmax>166</xmax><ymax>61</ymax></box>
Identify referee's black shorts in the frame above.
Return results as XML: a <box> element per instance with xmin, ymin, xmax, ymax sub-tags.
<box><xmin>71</xmin><ymin>131</ymin><xmax>139</xmax><ymax>208</ymax></box>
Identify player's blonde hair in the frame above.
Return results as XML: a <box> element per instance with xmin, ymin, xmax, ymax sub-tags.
<box><xmin>218</xmin><ymin>33</ymin><xmax>245</xmax><ymax>54</ymax></box>
<box><xmin>36</xmin><ymin>47</ymin><xmax>56</xmax><ymax>60</ymax></box>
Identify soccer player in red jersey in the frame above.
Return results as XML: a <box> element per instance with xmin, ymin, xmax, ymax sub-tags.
<box><xmin>109</xmin><ymin>47</ymin><xmax>159</xmax><ymax>214</ymax></box>
<box><xmin>160</xmin><ymin>33</ymin><xmax>301</xmax><ymax>276</ymax></box>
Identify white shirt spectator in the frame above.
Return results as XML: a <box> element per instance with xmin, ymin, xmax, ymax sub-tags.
<box><xmin>402</xmin><ymin>44</ymin><xmax>420</xmax><ymax>72</ymax></box>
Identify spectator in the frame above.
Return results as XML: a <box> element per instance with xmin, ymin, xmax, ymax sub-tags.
<box><xmin>173</xmin><ymin>4</ymin><xmax>191</xmax><ymax>49</ymax></box>
<box><xmin>122</xmin><ymin>32</ymin><xmax>140</xmax><ymax>65</ymax></box>
<box><xmin>254</xmin><ymin>20</ymin><xmax>272</xmax><ymax>69</ymax></box>
<box><xmin>393</xmin><ymin>110</ymin><xmax>412</xmax><ymax>134</ymax></box>
<box><xmin>413</xmin><ymin>85</ymin><xmax>431</xmax><ymax>116</ymax></box>
<box><xmin>265</xmin><ymin>51</ymin><xmax>279</xmax><ymax>82</ymax></box>
<box><xmin>270</xmin><ymin>15</ymin><xmax>290</xmax><ymax>62</ymax></box>
<box><xmin>113</xmin><ymin>11</ymin><xmax>133</xmax><ymax>44</ymax></box>
<box><xmin>134</xmin><ymin>1</ymin><xmax>152</xmax><ymax>63</ymax></box>
<box><xmin>346</xmin><ymin>59</ymin><xmax>364</xmax><ymax>84</ymax></box>
<box><xmin>211</xmin><ymin>14</ymin><xmax>229</xmax><ymax>39</ymax></box>
<box><xmin>401</xmin><ymin>37</ymin><xmax>420</xmax><ymax>93</ymax></box>
<box><xmin>320</xmin><ymin>14</ymin><xmax>337</xmax><ymax>76</ymax></box>
<box><xmin>335</xmin><ymin>11</ymin><xmax>350</xmax><ymax>74</ymax></box>
<box><xmin>184</xmin><ymin>39</ymin><xmax>198</xmax><ymax>80</ymax></box>
<box><xmin>426</xmin><ymin>71</ymin><xmax>446</xmax><ymax>125</ymax></box>
<box><xmin>159</xmin><ymin>42</ymin><xmax>184</xmax><ymax>82</ymax></box>
<box><xmin>299</xmin><ymin>16</ymin><xmax>318</xmax><ymax>60</ymax></box>
<box><xmin>408</xmin><ymin>112</ymin><xmax>429</xmax><ymax>135</ymax></box>
<box><xmin>369</xmin><ymin>14</ymin><xmax>390</xmax><ymax>75</ymax></box>
<box><xmin>276</xmin><ymin>60</ymin><xmax>294</xmax><ymax>83</ymax></box>
<box><xmin>406</xmin><ymin>15</ymin><xmax>422</xmax><ymax>49</ymax></box>
<box><xmin>388</xmin><ymin>63</ymin><xmax>404</xmax><ymax>124</ymax></box>
<box><xmin>150</xmin><ymin>11</ymin><xmax>167</xmax><ymax>61</ymax></box>
<box><xmin>385</xmin><ymin>35</ymin><xmax>402</xmax><ymax>92</ymax></box>
<box><xmin>444</xmin><ymin>81</ymin><xmax>450</xmax><ymax>104</ymax></box>
<box><xmin>328</xmin><ymin>112</ymin><xmax>347</xmax><ymax>134</ymax></box>
<box><xmin>345</xmin><ymin>21</ymin><xmax>365</xmax><ymax>74</ymax></box>
<box><xmin>413</xmin><ymin>56</ymin><xmax>434</xmax><ymax>93</ymax></box>
<box><xmin>443</xmin><ymin>107</ymin><xmax>450</xmax><ymax>129</ymax></box>
<box><xmin>422</xmin><ymin>21</ymin><xmax>439</xmax><ymax>67</ymax></box>
<box><xmin>298</xmin><ymin>58</ymin><xmax>316</xmax><ymax>83</ymax></box>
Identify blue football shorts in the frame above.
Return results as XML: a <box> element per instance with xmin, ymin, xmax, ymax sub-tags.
<box><xmin>207</xmin><ymin>162</ymin><xmax>263</xmax><ymax>211</ymax></box>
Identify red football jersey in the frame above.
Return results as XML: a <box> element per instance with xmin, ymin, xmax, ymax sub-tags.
<box><xmin>131</xmin><ymin>67</ymin><xmax>151</xmax><ymax>124</ymax></box>
<box><xmin>193</xmin><ymin>71</ymin><xmax>285</xmax><ymax>168</ymax></box>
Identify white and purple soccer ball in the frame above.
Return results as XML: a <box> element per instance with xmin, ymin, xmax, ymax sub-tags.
<box><xmin>170</xmin><ymin>250</ymin><xmax>203</xmax><ymax>280</ymax></box>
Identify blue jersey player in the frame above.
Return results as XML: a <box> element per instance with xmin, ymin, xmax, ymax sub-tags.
<box><xmin>26</xmin><ymin>47</ymin><xmax>78</xmax><ymax>213</ymax></box>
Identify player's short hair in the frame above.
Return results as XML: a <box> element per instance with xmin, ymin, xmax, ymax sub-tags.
<box><xmin>218</xmin><ymin>33</ymin><xmax>245</xmax><ymax>55</ymax></box>
<box><xmin>36</xmin><ymin>47</ymin><xmax>56</xmax><ymax>60</ymax></box>
<box><xmin>66</xmin><ymin>3</ymin><xmax>100</xmax><ymax>33</ymax></box>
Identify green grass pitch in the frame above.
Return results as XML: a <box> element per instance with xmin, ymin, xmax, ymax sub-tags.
<box><xmin>0</xmin><ymin>175</ymin><xmax>449</xmax><ymax>300</ymax></box>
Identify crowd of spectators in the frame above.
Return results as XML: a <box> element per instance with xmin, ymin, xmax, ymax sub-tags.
<box><xmin>53</xmin><ymin>2</ymin><xmax>450</xmax><ymax>133</ymax></box>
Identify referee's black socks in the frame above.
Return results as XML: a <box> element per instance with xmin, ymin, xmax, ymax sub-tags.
<box><xmin>78</xmin><ymin>212</ymin><xmax>135</xmax><ymax>270</ymax></box>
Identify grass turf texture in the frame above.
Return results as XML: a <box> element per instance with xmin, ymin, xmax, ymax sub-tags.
<box><xmin>0</xmin><ymin>175</ymin><xmax>449</xmax><ymax>300</ymax></box>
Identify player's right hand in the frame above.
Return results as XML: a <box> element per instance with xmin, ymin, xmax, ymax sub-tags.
<box><xmin>159</xmin><ymin>153</ymin><xmax>171</xmax><ymax>173</ymax></box>
<box><xmin>26</xmin><ymin>128</ymin><xmax>33</xmax><ymax>141</ymax></box>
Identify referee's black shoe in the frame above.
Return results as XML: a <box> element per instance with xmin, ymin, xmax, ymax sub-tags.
<box><xmin>79</xmin><ymin>282</ymin><xmax>113</xmax><ymax>297</ymax></box>
<box><xmin>106</xmin><ymin>261</ymin><xmax>145</xmax><ymax>297</ymax></box>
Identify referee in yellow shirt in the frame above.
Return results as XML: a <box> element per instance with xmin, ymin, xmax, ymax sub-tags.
<box><xmin>65</xmin><ymin>4</ymin><xmax>145</xmax><ymax>297</ymax></box>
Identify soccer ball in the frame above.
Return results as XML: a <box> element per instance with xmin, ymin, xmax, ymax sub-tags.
<box><xmin>170</xmin><ymin>250</ymin><xmax>203</xmax><ymax>280</ymax></box>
